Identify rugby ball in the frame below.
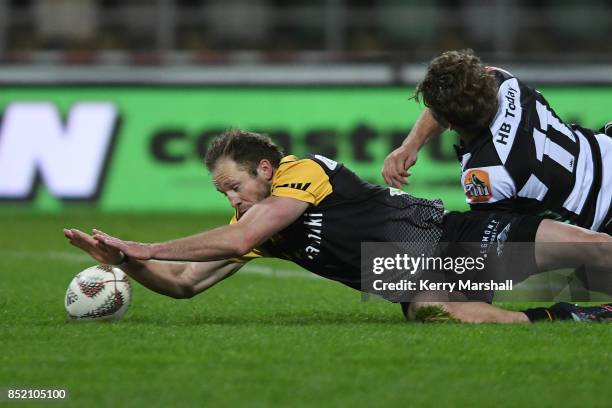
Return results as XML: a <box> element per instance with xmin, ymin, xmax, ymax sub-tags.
<box><xmin>65</xmin><ymin>265</ymin><xmax>131</xmax><ymax>321</ymax></box>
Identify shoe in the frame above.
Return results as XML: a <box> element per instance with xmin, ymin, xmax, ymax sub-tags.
<box><xmin>549</xmin><ymin>302</ymin><xmax>612</xmax><ymax>322</ymax></box>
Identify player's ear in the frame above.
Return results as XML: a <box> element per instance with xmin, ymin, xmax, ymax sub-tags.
<box><xmin>257</xmin><ymin>159</ymin><xmax>274</xmax><ymax>180</ymax></box>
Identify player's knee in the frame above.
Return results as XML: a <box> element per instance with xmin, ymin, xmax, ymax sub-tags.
<box><xmin>403</xmin><ymin>301</ymin><xmax>425</xmax><ymax>321</ymax></box>
<box><xmin>564</xmin><ymin>229</ymin><xmax>612</xmax><ymax>268</ymax></box>
<box><xmin>404</xmin><ymin>300</ymin><xmax>453</xmax><ymax>322</ymax></box>
<box><xmin>593</xmin><ymin>232</ymin><xmax>612</xmax><ymax>243</ymax></box>
<box><xmin>172</xmin><ymin>282</ymin><xmax>196</xmax><ymax>299</ymax></box>
<box><xmin>580</xmin><ymin>230</ymin><xmax>612</xmax><ymax>243</ymax></box>
<box><xmin>571</xmin><ymin>228</ymin><xmax>612</xmax><ymax>243</ymax></box>
<box><xmin>590</xmin><ymin>233</ymin><xmax>612</xmax><ymax>266</ymax></box>
<box><xmin>406</xmin><ymin>301</ymin><xmax>496</xmax><ymax>324</ymax></box>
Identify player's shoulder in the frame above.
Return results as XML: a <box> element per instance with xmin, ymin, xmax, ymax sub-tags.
<box><xmin>276</xmin><ymin>155</ymin><xmax>323</xmax><ymax>175</ymax></box>
<box><xmin>278</xmin><ymin>154</ymin><xmax>300</xmax><ymax>166</ymax></box>
<box><xmin>272</xmin><ymin>154</ymin><xmax>335</xmax><ymax>205</ymax></box>
<box><xmin>277</xmin><ymin>154</ymin><xmax>341</xmax><ymax>175</ymax></box>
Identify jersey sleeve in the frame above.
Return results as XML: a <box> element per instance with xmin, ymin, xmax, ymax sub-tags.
<box><xmin>227</xmin><ymin>215</ymin><xmax>267</xmax><ymax>263</ymax></box>
<box><xmin>462</xmin><ymin>166</ymin><xmax>516</xmax><ymax>206</ymax></box>
<box><xmin>271</xmin><ymin>159</ymin><xmax>333</xmax><ymax>205</ymax></box>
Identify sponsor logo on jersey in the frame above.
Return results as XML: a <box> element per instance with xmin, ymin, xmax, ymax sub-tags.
<box><xmin>276</xmin><ymin>182</ymin><xmax>312</xmax><ymax>191</ymax></box>
<box><xmin>463</xmin><ymin>169</ymin><xmax>492</xmax><ymax>203</ymax></box>
<box><xmin>496</xmin><ymin>85</ymin><xmax>518</xmax><ymax>146</ymax></box>
<box><xmin>302</xmin><ymin>212</ymin><xmax>323</xmax><ymax>260</ymax></box>
<box><xmin>491</xmin><ymin>78</ymin><xmax>522</xmax><ymax>164</ymax></box>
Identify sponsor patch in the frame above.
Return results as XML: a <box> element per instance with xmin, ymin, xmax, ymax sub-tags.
<box><xmin>276</xmin><ymin>182</ymin><xmax>312</xmax><ymax>191</ymax></box>
<box><xmin>464</xmin><ymin>169</ymin><xmax>493</xmax><ymax>203</ymax></box>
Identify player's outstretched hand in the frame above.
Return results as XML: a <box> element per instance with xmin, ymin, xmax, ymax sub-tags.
<box><xmin>92</xmin><ymin>229</ymin><xmax>153</xmax><ymax>261</ymax></box>
<box><xmin>63</xmin><ymin>228</ymin><xmax>124</xmax><ymax>265</ymax></box>
<box><xmin>381</xmin><ymin>144</ymin><xmax>417</xmax><ymax>188</ymax></box>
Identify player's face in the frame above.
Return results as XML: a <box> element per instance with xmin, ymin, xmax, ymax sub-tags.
<box><xmin>212</xmin><ymin>158</ymin><xmax>273</xmax><ymax>216</ymax></box>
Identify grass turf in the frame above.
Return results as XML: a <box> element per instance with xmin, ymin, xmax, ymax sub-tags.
<box><xmin>1</xmin><ymin>213</ymin><xmax>612</xmax><ymax>407</ymax></box>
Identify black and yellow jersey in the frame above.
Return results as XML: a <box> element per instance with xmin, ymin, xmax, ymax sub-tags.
<box><xmin>231</xmin><ymin>154</ymin><xmax>445</xmax><ymax>291</ymax></box>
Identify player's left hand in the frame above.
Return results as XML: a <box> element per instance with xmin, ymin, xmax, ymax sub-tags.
<box><xmin>92</xmin><ymin>229</ymin><xmax>153</xmax><ymax>260</ymax></box>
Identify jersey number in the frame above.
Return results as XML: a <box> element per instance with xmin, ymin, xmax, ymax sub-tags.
<box><xmin>533</xmin><ymin>101</ymin><xmax>576</xmax><ymax>173</ymax></box>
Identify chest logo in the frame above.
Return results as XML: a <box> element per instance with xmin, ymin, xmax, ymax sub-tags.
<box><xmin>276</xmin><ymin>182</ymin><xmax>312</xmax><ymax>191</ymax></box>
<box><xmin>463</xmin><ymin>169</ymin><xmax>492</xmax><ymax>203</ymax></box>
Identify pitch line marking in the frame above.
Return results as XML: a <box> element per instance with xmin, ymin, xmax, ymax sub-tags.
<box><xmin>0</xmin><ymin>250</ymin><xmax>320</xmax><ymax>280</ymax></box>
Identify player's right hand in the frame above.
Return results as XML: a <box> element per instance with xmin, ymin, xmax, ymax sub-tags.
<box><xmin>92</xmin><ymin>229</ymin><xmax>153</xmax><ymax>261</ymax></box>
<box><xmin>63</xmin><ymin>228</ymin><xmax>124</xmax><ymax>265</ymax></box>
<box><xmin>381</xmin><ymin>144</ymin><xmax>418</xmax><ymax>189</ymax></box>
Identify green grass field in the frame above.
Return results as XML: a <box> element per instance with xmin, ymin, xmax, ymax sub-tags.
<box><xmin>2</xmin><ymin>213</ymin><xmax>612</xmax><ymax>407</ymax></box>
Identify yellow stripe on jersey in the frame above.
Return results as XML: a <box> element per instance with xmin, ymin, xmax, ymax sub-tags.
<box><xmin>271</xmin><ymin>155</ymin><xmax>333</xmax><ymax>205</ymax></box>
<box><xmin>227</xmin><ymin>214</ymin><xmax>267</xmax><ymax>263</ymax></box>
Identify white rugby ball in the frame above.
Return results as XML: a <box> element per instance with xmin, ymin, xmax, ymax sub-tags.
<box><xmin>65</xmin><ymin>265</ymin><xmax>132</xmax><ymax>321</ymax></box>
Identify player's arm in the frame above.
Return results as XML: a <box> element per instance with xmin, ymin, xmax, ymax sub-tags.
<box><xmin>382</xmin><ymin>108</ymin><xmax>447</xmax><ymax>188</ymax></box>
<box><xmin>64</xmin><ymin>228</ymin><xmax>244</xmax><ymax>298</ymax></box>
<box><xmin>91</xmin><ymin>196</ymin><xmax>309</xmax><ymax>262</ymax></box>
<box><xmin>121</xmin><ymin>259</ymin><xmax>244</xmax><ymax>299</ymax></box>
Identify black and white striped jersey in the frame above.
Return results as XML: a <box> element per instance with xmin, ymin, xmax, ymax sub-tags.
<box><xmin>456</xmin><ymin>68</ymin><xmax>612</xmax><ymax>232</ymax></box>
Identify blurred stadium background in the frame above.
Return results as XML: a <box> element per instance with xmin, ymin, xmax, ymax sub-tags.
<box><xmin>1</xmin><ymin>0</ymin><xmax>611</xmax><ymax>65</ymax></box>
<box><xmin>0</xmin><ymin>0</ymin><xmax>611</xmax><ymax>213</ymax></box>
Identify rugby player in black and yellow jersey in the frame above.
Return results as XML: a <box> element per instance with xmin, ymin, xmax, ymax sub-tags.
<box><xmin>64</xmin><ymin>130</ymin><xmax>612</xmax><ymax>323</ymax></box>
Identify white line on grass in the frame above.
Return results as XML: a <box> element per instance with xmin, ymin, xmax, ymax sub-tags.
<box><xmin>0</xmin><ymin>250</ymin><xmax>320</xmax><ymax>280</ymax></box>
<box><xmin>2</xmin><ymin>250</ymin><xmax>591</xmax><ymax>295</ymax></box>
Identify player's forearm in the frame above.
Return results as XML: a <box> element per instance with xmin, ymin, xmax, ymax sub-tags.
<box><xmin>120</xmin><ymin>259</ymin><xmax>192</xmax><ymax>298</ymax></box>
<box><xmin>402</xmin><ymin>108</ymin><xmax>446</xmax><ymax>149</ymax></box>
<box><xmin>150</xmin><ymin>224</ymin><xmax>249</xmax><ymax>262</ymax></box>
<box><xmin>121</xmin><ymin>259</ymin><xmax>241</xmax><ymax>299</ymax></box>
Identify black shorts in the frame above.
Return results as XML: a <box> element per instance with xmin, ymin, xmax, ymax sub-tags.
<box><xmin>430</xmin><ymin>211</ymin><xmax>543</xmax><ymax>303</ymax></box>
<box><xmin>440</xmin><ymin>210</ymin><xmax>543</xmax><ymax>243</ymax></box>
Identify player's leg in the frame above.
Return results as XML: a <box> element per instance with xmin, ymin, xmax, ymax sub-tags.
<box><xmin>440</xmin><ymin>211</ymin><xmax>545</xmax><ymax>287</ymax></box>
<box><xmin>403</xmin><ymin>290</ymin><xmax>612</xmax><ymax>324</ymax></box>
<box><xmin>518</xmin><ymin>220</ymin><xmax>612</xmax><ymax>322</ymax></box>
<box><xmin>402</xmin><ymin>291</ymin><xmax>529</xmax><ymax>323</ymax></box>
<box><xmin>534</xmin><ymin>219</ymin><xmax>612</xmax><ymax>271</ymax></box>
<box><xmin>418</xmin><ymin>213</ymin><xmax>612</xmax><ymax>323</ymax></box>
